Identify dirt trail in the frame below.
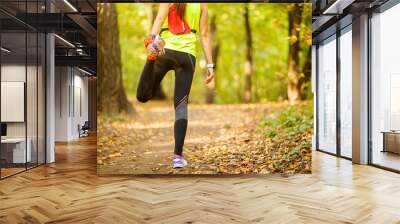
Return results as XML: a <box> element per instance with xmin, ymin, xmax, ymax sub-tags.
<box><xmin>97</xmin><ymin>102</ymin><xmax>311</xmax><ymax>175</ymax></box>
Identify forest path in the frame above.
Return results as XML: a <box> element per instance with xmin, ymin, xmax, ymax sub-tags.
<box><xmin>97</xmin><ymin>101</ymin><xmax>311</xmax><ymax>175</ymax></box>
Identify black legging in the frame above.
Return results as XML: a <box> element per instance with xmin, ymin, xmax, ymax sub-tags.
<box><xmin>136</xmin><ymin>49</ymin><xmax>196</xmax><ymax>156</ymax></box>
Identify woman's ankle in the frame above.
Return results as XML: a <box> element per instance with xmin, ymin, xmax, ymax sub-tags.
<box><xmin>174</xmin><ymin>153</ymin><xmax>183</xmax><ymax>158</ymax></box>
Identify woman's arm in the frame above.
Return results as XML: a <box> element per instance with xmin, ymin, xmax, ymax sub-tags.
<box><xmin>150</xmin><ymin>3</ymin><xmax>169</xmax><ymax>36</ymax></box>
<box><xmin>199</xmin><ymin>3</ymin><xmax>215</xmax><ymax>84</ymax></box>
<box><xmin>146</xmin><ymin>4</ymin><xmax>169</xmax><ymax>56</ymax></box>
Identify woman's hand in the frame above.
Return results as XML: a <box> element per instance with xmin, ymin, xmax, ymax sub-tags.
<box><xmin>205</xmin><ymin>67</ymin><xmax>215</xmax><ymax>84</ymax></box>
<box><xmin>147</xmin><ymin>44</ymin><xmax>157</xmax><ymax>57</ymax></box>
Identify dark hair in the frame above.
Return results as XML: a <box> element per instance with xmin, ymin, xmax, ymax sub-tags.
<box><xmin>175</xmin><ymin>3</ymin><xmax>186</xmax><ymax>20</ymax></box>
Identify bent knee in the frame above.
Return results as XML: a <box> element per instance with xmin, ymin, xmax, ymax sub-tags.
<box><xmin>136</xmin><ymin>94</ymin><xmax>150</xmax><ymax>103</ymax></box>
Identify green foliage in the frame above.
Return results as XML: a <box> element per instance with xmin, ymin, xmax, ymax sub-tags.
<box><xmin>259</xmin><ymin>102</ymin><xmax>313</xmax><ymax>174</ymax></box>
<box><xmin>260</xmin><ymin>102</ymin><xmax>313</xmax><ymax>138</ymax></box>
<box><xmin>116</xmin><ymin>3</ymin><xmax>312</xmax><ymax>104</ymax></box>
<box><xmin>116</xmin><ymin>4</ymin><xmax>151</xmax><ymax>96</ymax></box>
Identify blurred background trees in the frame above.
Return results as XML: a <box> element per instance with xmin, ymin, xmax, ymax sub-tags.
<box><xmin>243</xmin><ymin>4</ymin><xmax>253</xmax><ymax>103</ymax></box>
<box><xmin>97</xmin><ymin>3</ymin><xmax>133</xmax><ymax>115</ymax></box>
<box><xmin>105</xmin><ymin>3</ymin><xmax>312</xmax><ymax>106</ymax></box>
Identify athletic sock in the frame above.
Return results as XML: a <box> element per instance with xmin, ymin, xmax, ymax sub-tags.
<box><xmin>174</xmin><ymin>154</ymin><xmax>183</xmax><ymax>158</ymax></box>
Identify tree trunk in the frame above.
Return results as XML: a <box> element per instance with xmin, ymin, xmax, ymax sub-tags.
<box><xmin>299</xmin><ymin>46</ymin><xmax>312</xmax><ymax>100</ymax></box>
<box><xmin>287</xmin><ymin>4</ymin><xmax>303</xmax><ymax>104</ymax></box>
<box><xmin>205</xmin><ymin>14</ymin><xmax>219</xmax><ymax>104</ymax></box>
<box><xmin>97</xmin><ymin>3</ymin><xmax>133</xmax><ymax>115</ymax></box>
<box><xmin>243</xmin><ymin>4</ymin><xmax>253</xmax><ymax>103</ymax></box>
<box><xmin>149</xmin><ymin>4</ymin><xmax>167</xmax><ymax>100</ymax></box>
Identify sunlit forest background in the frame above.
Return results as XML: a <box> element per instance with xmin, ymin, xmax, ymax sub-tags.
<box><xmin>97</xmin><ymin>3</ymin><xmax>313</xmax><ymax>175</ymax></box>
<box><xmin>116</xmin><ymin>3</ymin><xmax>312</xmax><ymax>104</ymax></box>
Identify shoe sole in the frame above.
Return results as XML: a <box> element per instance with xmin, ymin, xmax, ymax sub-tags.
<box><xmin>173</xmin><ymin>161</ymin><xmax>188</xmax><ymax>169</ymax></box>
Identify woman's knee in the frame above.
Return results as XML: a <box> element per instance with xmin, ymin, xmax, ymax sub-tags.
<box><xmin>136</xmin><ymin>92</ymin><xmax>150</xmax><ymax>103</ymax></box>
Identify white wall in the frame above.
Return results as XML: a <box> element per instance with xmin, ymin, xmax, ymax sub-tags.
<box><xmin>1</xmin><ymin>63</ymin><xmax>46</xmax><ymax>164</ymax></box>
<box><xmin>55</xmin><ymin>66</ymin><xmax>70</xmax><ymax>141</ymax></box>
<box><xmin>1</xmin><ymin>65</ymin><xmax>26</xmax><ymax>81</ymax></box>
<box><xmin>1</xmin><ymin>65</ymin><xmax>27</xmax><ymax>138</ymax></box>
<box><xmin>72</xmin><ymin>73</ymin><xmax>89</xmax><ymax>138</ymax></box>
<box><xmin>1</xmin><ymin>64</ymin><xmax>26</xmax><ymax>131</ymax></box>
<box><xmin>55</xmin><ymin>67</ymin><xmax>89</xmax><ymax>141</ymax></box>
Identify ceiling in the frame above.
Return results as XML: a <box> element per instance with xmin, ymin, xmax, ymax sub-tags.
<box><xmin>0</xmin><ymin>0</ymin><xmax>97</xmax><ymax>74</ymax></box>
<box><xmin>312</xmin><ymin>0</ymin><xmax>390</xmax><ymax>43</ymax></box>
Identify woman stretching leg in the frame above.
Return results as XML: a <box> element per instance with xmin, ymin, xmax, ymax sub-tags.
<box><xmin>136</xmin><ymin>3</ymin><xmax>215</xmax><ymax>168</ymax></box>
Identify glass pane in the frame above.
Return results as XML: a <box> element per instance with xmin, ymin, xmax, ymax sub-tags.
<box><xmin>317</xmin><ymin>36</ymin><xmax>337</xmax><ymax>154</ymax></box>
<box><xmin>27</xmin><ymin>30</ymin><xmax>38</xmax><ymax>169</ymax></box>
<box><xmin>340</xmin><ymin>28</ymin><xmax>352</xmax><ymax>158</ymax></box>
<box><xmin>371</xmin><ymin>4</ymin><xmax>400</xmax><ymax>171</ymax></box>
<box><xmin>26</xmin><ymin>0</ymin><xmax>38</xmax><ymax>169</ymax></box>
<box><xmin>1</xmin><ymin>30</ymin><xmax>27</xmax><ymax>177</ymax></box>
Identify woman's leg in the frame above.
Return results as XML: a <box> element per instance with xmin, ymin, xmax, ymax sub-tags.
<box><xmin>173</xmin><ymin>53</ymin><xmax>196</xmax><ymax>156</ymax></box>
<box><xmin>136</xmin><ymin>57</ymin><xmax>171</xmax><ymax>102</ymax></box>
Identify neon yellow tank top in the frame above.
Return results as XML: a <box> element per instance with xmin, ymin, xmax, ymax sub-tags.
<box><xmin>160</xmin><ymin>3</ymin><xmax>201</xmax><ymax>57</ymax></box>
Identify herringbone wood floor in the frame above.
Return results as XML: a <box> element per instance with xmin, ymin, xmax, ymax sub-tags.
<box><xmin>1</xmin><ymin>136</ymin><xmax>400</xmax><ymax>224</ymax></box>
